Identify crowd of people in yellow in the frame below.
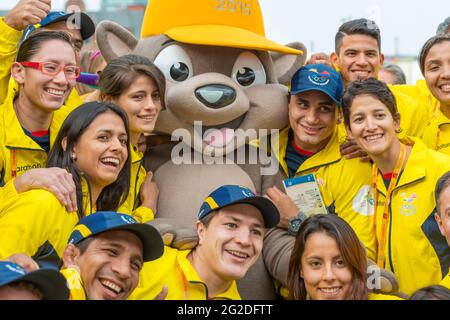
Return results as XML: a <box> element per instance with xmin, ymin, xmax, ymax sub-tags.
<box><xmin>0</xmin><ymin>0</ymin><xmax>449</xmax><ymax>301</ymax></box>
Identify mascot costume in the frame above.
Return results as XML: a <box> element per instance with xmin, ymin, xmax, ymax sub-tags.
<box><xmin>96</xmin><ymin>0</ymin><xmax>397</xmax><ymax>299</ymax></box>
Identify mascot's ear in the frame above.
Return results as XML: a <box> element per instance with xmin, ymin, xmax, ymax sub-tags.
<box><xmin>96</xmin><ymin>21</ymin><xmax>139</xmax><ymax>61</ymax></box>
<box><xmin>271</xmin><ymin>42</ymin><xmax>308</xmax><ymax>86</ymax></box>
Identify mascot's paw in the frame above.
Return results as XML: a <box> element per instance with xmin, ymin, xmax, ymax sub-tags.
<box><xmin>146</xmin><ymin>218</ymin><xmax>199</xmax><ymax>249</ymax></box>
<box><xmin>146</xmin><ymin>218</ymin><xmax>176</xmax><ymax>246</ymax></box>
<box><xmin>172</xmin><ymin>228</ymin><xmax>199</xmax><ymax>250</ymax></box>
<box><xmin>367</xmin><ymin>260</ymin><xmax>399</xmax><ymax>294</ymax></box>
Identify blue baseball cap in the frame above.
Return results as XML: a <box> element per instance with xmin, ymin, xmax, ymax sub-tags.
<box><xmin>68</xmin><ymin>212</ymin><xmax>164</xmax><ymax>262</ymax></box>
<box><xmin>290</xmin><ymin>64</ymin><xmax>344</xmax><ymax>105</ymax></box>
<box><xmin>21</xmin><ymin>11</ymin><xmax>95</xmax><ymax>42</ymax></box>
<box><xmin>0</xmin><ymin>261</ymin><xmax>69</xmax><ymax>300</ymax></box>
<box><xmin>198</xmin><ymin>185</ymin><xmax>280</xmax><ymax>228</ymax></box>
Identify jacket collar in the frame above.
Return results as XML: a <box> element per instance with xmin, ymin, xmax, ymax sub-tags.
<box><xmin>274</xmin><ymin>125</ymin><xmax>342</xmax><ymax>176</ymax></box>
<box><xmin>375</xmin><ymin>137</ymin><xmax>427</xmax><ymax>193</ymax></box>
<box><xmin>176</xmin><ymin>249</ymin><xmax>241</xmax><ymax>300</ymax></box>
<box><xmin>130</xmin><ymin>145</ymin><xmax>143</xmax><ymax>164</ymax></box>
<box><xmin>1</xmin><ymin>95</ymin><xmax>60</xmax><ymax>150</ymax></box>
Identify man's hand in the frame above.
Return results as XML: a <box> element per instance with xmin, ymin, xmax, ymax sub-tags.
<box><xmin>266</xmin><ymin>186</ymin><xmax>298</xmax><ymax>229</ymax></box>
<box><xmin>14</xmin><ymin>167</ymin><xmax>77</xmax><ymax>212</ymax></box>
<box><xmin>4</xmin><ymin>0</ymin><xmax>51</xmax><ymax>31</ymax></box>
<box><xmin>5</xmin><ymin>253</ymin><xmax>39</xmax><ymax>272</ymax></box>
<box><xmin>140</xmin><ymin>171</ymin><xmax>159</xmax><ymax>213</ymax></box>
<box><xmin>306</xmin><ymin>52</ymin><xmax>333</xmax><ymax>67</ymax></box>
<box><xmin>340</xmin><ymin>139</ymin><xmax>370</xmax><ymax>162</ymax></box>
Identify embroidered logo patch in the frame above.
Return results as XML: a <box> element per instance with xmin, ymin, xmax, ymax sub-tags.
<box><xmin>399</xmin><ymin>192</ymin><xmax>417</xmax><ymax>216</ymax></box>
<box><xmin>308</xmin><ymin>68</ymin><xmax>330</xmax><ymax>86</ymax></box>
<box><xmin>352</xmin><ymin>185</ymin><xmax>374</xmax><ymax>216</ymax></box>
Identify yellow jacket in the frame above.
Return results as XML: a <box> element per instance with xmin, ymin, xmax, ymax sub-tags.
<box><xmin>0</xmin><ymin>94</ymin><xmax>78</xmax><ymax>198</ymax></box>
<box><xmin>0</xmin><ymin>17</ymin><xmax>21</xmax><ymax>103</ymax></box>
<box><xmin>421</xmin><ymin>107</ymin><xmax>450</xmax><ymax>155</ymax></box>
<box><xmin>272</xmin><ymin>126</ymin><xmax>377</xmax><ymax>260</ymax></box>
<box><xmin>373</xmin><ymin>137</ymin><xmax>450</xmax><ymax>295</ymax></box>
<box><xmin>390</xmin><ymin>80</ymin><xmax>439</xmax><ymax>120</ymax></box>
<box><xmin>0</xmin><ymin>188</ymin><xmax>79</xmax><ymax>265</ymax></box>
<box><xmin>440</xmin><ymin>270</ymin><xmax>450</xmax><ymax>289</ymax></box>
<box><xmin>60</xmin><ymin>267</ymin><xmax>87</xmax><ymax>300</ymax></box>
<box><xmin>368</xmin><ymin>293</ymin><xmax>404</xmax><ymax>300</ymax></box>
<box><xmin>117</xmin><ymin>146</ymin><xmax>154</xmax><ymax>223</ymax></box>
<box><xmin>129</xmin><ymin>246</ymin><xmax>241</xmax><ymax>300</ymax></box>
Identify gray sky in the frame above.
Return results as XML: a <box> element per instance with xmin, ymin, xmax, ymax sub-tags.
<box><xmin>1</xmin><ymin>0</ymin><xmax>449</xmax><ymax>55</ymax></box>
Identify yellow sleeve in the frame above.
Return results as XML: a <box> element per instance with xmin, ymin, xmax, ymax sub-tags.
<box><xmin>393</xmin><ymin>90</ymin><xmax>430</xmax><ymax>139</ymax></box>
<box><xmin>0</xmin><ymin>179</ymin><xmax>18</xmax><ymax>208</ymax></box>
<box><xmin>131</xmin><ymin>206</ymin><xmax>155</xmax><ymax>223</ymax></box>
<box><xmin>0</xmin><ymin>189</ymin><xmax>78</xmax><ymax>261</ymax></box>
<box><xmin>321</xmin><ymin>161</ymin><xmax>377</xmax><ymax>261</ymax></box>
<box><xmin>116</xmin><ymin>202</ymin><xmax>155</xmax><ymax>223</ymax></box>
<box><xmin>0</xmin><ymin>17</ymin><xmax>22</xmax><ymax>104</ymax></box>
<box><xmin>440</xmin><ymin>271</ymin><xmax>450</xmax><ymax>290</ymax></box>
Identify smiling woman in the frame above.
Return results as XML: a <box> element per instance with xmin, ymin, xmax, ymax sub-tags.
<box><xmin>0</xmin><ymin>101</ymin><xmax>131</xmax><ymax>268</ymax></box>
<box><xmin>287</xmin><ymin>214</ymin><xmax>369</xmax><ymax>300</ymax></box>
<box><xmin>341</xmin><ymin>78</ymin><xmax>450</xmax><ymax>295</ymax></box>
<box><xmin>0</xmin><ymin>32</ymin><xmax>81</xmax><ymax>204</ymax></box>
<box><xmin>98</xmin><ymin>54</ymin><xmax>166</xmax><ymax>223</ymax></box>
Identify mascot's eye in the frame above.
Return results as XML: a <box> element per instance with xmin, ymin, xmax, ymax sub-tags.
<box><xmin>154</xmin><ymin>45</ymin><xmax>193</xmax><ymax>83</ymax></box>
<box><xmin>236</xmin><ymin>67</ymin><xmax>255</xmax><ymax>86</ymax></box>
<box><xmin>232</xmin><ymin>52</ymin><xmax>266</xmax><ymax>88</ymax></box>
<box><xmin>170</xmin><ymin>62</ymin><xmax>190</xmax><ymax>82</ymax></box>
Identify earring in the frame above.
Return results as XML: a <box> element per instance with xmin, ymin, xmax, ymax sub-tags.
<box><xmin>71</xmin><ymin>153</ymin><xmax>77</xmax><ymax>161</ymax></box>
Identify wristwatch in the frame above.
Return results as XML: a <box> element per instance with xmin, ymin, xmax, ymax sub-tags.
<box><xmin>288</xmin><ymin>211</ymin><xmax>307</xmax><ymax>235</ymax></box>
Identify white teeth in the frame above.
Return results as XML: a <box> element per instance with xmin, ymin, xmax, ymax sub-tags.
<box><xmin>439</xmin><ymin>84</ymin><xmax>450</xmax><ymax>93</ymax></box>
<box><xmin>138</xmin><ymin>115</ymin><xmax>155</xmax><ymax>120</ymax></box>
<box><xmin>45</xmin><ymin>88</ymin><xmax>64</xmax><ymax>96</ymax></box>
<box><xmin>101</xmin><ymin>157</ymin><xmax>120</xmax><ymax>166</ymax></box>
<box><xmin>365</xmin><ymin>134</ymin><xmax>382</xmax><ymax>141</ymax></box>
<box><xmin>320</xmin><ymin>287</ymin><xmax>340</xmax><ymax>293</ymax></box>
<box><xmin>101</xmin><ymin>280</ymin><xmax>122</xmax><ymax>294</ymax></box>
<box><xmin>227</xmin><ymin>250</ymin><xmax>249</xmax><ymax>258</ymax></box>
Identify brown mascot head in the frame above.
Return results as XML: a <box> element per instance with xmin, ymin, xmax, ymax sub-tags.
<box><xmin>96</xmin><ymin>0</ymin><xmax>307</xmax><ymax>157</ymax></box>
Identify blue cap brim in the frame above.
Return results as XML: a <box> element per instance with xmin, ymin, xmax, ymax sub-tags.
<box><xmin>290</xmin><ymin>88</ymin><xmax>341</xmax><ymax>106</ymax></box>
<box><xmin>40</xmin><ymin>12</ymin><xmax>95</xmax><ymax>40</ymax></box>
<box><xmin>19</xmin><ymin>268</ymin><xmax>69</xmax><ymax>300</ymax></box>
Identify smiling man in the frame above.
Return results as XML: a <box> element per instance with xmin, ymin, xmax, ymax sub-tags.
<box><xmin>330</xmin><ymin>19</ymin><xmax>429</xmax><ymax>140</ymax></box>
<box><xmin>60</xmin><ymin>211</ymin><xmax>164</xmax><ymax>300</ymax></box>
<box><xmin>435</xmin><ymin>172</ymin><xmax>450</xmax><ymax>289</ymax></box>
<box><xmin>129</xmin><ymin>185</ymin><xmax>280</xmax><ymax>300</ymax></box>
<box><xmin>262</xmin><ymin>64</ymin><xmax>402</xmax><ymax>296</ymax></box>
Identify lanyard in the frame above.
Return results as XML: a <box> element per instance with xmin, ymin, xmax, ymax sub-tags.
<box><xmin>436</xmin><ymin>127</ymin><xmax>441</xmax><ymax>150</ymax></box>
<box><xmin>372</xmin><ymin>143</ymin><xmax>407</xmax><ymax>268</ymax></box>
<box><xmin>11</xmin><ymin>149</ymin><xmax>17</xmax><ymax>178</ymax></box>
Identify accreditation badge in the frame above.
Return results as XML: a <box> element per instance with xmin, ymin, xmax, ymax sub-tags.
<box><xmin>283</xmin><ymin>173</ymin><xmax>328</xmax><ymax>216</ymax></box>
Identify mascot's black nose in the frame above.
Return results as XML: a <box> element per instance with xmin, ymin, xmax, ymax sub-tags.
<box><xmin>195</xmin><ymin>84</ymin><xmax>236</xmax><ymax>109</ymax></box>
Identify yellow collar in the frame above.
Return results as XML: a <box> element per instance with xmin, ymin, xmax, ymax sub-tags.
<box><xmin>274</xmin><ymin>126</ymin><xmax>342</xmax><ymax>176</ymax></box>
<box><xmin>130</xmin><ymin>145</ymin><xmax>144</xmax><ymax>164</ymax></box>
<box><xmin>1</xmin><ymin>95</ymin><xmax>60</xmax><ymax>150</ymax></box>
<box><xmin>61</xmin><ymin>267</ymin><xmax>87</xmax><ymax>300</ymax></box>
<box><xmin>177</xmin><ymin>249</ymin><xmax>241</xmax><ymax>300</ymax></box>
<box><xmin>375</xmin><ymin>137</ymin><xmax>427</xmax><ymax>193</ymax></box>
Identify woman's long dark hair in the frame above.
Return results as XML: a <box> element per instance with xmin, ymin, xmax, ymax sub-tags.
<box><xmin>47</xmin><ymin>101</ymin><xmax>131</xmax><ymax>218</ymax></box>
<box><xmin>287</xmin><ymin>214</ymin><xmax>369</xmax><ymax>300</ymax></box>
